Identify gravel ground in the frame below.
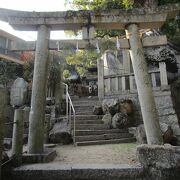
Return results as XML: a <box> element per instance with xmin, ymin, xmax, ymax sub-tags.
<box><xmin>53</xmin><ymin>143</ymin><xmax>138</xmax><ymax>165</ymax></box>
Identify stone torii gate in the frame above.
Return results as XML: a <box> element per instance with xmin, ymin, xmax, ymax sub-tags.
<box><xmin>0</xmin><ymin>3</ymin><xmax>179</xmax><ymax>155</ymax></box>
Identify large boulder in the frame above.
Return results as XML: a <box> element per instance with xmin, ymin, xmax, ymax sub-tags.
<box><xmin>93</xmin><ymin>105</ymin><xmax>103</xmax><ymax>115</ymax></box>
<box><xmin>136</xmin><ymin>123</ymin><xmax>176</xmax><ymax>144</ymax></box>
<box><xmin>49</xmin><ymin>121</ymin><xmax>73</xmax><ymax>144</ymax></box>
<box><xmin>102</xmin><ymin>98</ymin><xmax>120</xmax><ymax>115</ymax></box>
<box><xmin>120</xmin><ymin>100</ymin><xmax>134</xmax><ymax>115</ymax></box>
<box><xmin>102</xmin><ymin>113</ymin><xmax>112</xmax><ymax>127</ymax></box>
<box><xmin>112</xmin><ymin>112</ymin><xmax>130</xmax><ymax>129</ymax></box>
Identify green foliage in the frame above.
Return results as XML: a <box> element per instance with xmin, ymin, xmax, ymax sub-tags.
<box><xmin>66</xmin><ymin>0</ymin><xmax>132</xmax><ymax>10</ymax></box>
<box><xmin>161</xmin><ymin>17</ymin><xmax>180</xmax><ymax>46</ymax></box>
<box><xmin>63</xmin><ymin>69</ymin><xmax>71</xmax><ymax>78</ymax></box>
<box><xmin>66</xmin><ymin>49</ymin><xmax>99</xmax><ymax>75</ymax></box>
<box><xmin>66</xmin><ymin>0</ymin><xmax>180</xmax><ymax>45</ymax></box>
<box><xmin>0</xmin><ymin>60</ymin><xmax>21</xmax><ymax>88</ymax></box>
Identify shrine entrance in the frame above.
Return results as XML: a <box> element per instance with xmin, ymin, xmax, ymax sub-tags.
<box><xmin>0</xmin><ymin>3</ymin><xmax>179</xmax><ymax>155</ymax></box>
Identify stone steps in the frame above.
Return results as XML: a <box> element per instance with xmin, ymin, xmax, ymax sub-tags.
<box><xmin>71</xmin><ymin>97</ymin><xmax>136</xmax><ymax>146</ymax></box>
<box><xmin>75</xmin><ymin>124</ymin><xmax>110</xmax><ymax>130</ymax></box>
<box><xmin>73</xmin><ymin>103</ymin><xmax>98</xmax><ymax>107</ymax></box>
<box><xmin>75</xmin><ymin>137</ymin><xmax>136</xmax><ymax>146</ymax></box>
<box><xmin>75</xmin><ymin>129</ymin><xmax>129</xmax><ymax>136</ymax></box>
<box><xmin>73</xmin><ymin>101</ymin><xmax>99</xmax><ymax>106</ymax></box>
<box><xmin>12</xmin><ymin>163</ymin><xmax>144</xmax><ymax>180</ymax></box>
<box><xmin>75</xmin><ymin>111</ymin><xmax>94</xmax><ymax>115</ymax></box>
<box><xmin>75</xmin><ymin>107</ymin><xmax>94</xmax><ymax>112</ymax></box>
<box><xmin>75</xmin><ymin>115</ymin><xmax>103</xmax><ymax>120</ymax></box>
<box><xmin>72</xmin><ymin>119</ymin><xmax>103</xmax><ymax>124</ymax></box>
<box><xmin>75</xmin><ymin>133</ymin><xmax>133</xmax><ymax>142</ymax></box>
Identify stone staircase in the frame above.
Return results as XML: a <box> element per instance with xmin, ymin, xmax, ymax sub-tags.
<box><xmin>72</xmin><ymin>96</ymin><xmax>136</xmax><ymax>146</ymax></box>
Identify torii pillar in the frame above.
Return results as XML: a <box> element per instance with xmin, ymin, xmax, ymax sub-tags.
<box><xmin>28</xmin><ymin>25</ymin><xmax>50</xmax><ymax>153</ymax></box>
<box><xmin>125</xmin><ymin>24</ymin><xmax>163</xmax><ymax>145</ymax></box>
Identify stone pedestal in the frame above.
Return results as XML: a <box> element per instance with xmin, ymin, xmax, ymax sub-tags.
<box><xmin>137</xmin><ymin>144</ymin><xmax>180</xmax><ymax>180</ymax></box>
<box><xmin>22</xmin><ymin>149</ymin><xmax>56</xmax><ymax>164</ymax></box>
<box><xmin>28</xmin><ymin>25</ymin><xmax>50</xmax><ymax>154</ymax></box>
<box><xmin>126</xmin><ymin>24</ymin><xmax>163</xmax><ymax>145</ymax></box>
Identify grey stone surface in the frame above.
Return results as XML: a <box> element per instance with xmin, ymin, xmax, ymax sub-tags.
<box><xmin>12</xmin><ymin>163</ymin><xmax>144</xmax><ymax>180</ymax></box>
<box><xmin>22</xmin><ymin>149</ymin><xmax>56</xmax><ymax>164</ymax></box>
<box><xmin>137</xmin><ymin>144</ymin><xmax>180</xmax><ymax>169</ymax></box>
<box><xmin>10</xmin><ymin>78</ymin><xmax>28</xmax><ymax>106</ymax></box>
<box><xmin>112</xmin><ymin>112</ymin><xmax>130</xmax><ymax>129</ymax></box>
<box><xmin>28</xmin><ymin>25</ymin><xmax>50</xmax><ymax>154</ymax></box>
<box><xmin>126</xmin><ymin>23</ymin><xmax>163</xmax><ymax>145</ymax></box>
<box><xmin>137</xmin><ymin>144</ymin><xmax>180</xmax><ymax>180</ymax></box>
<box><xmin>136</xmin><ymin>124</ymin><xmax>147</xmax><ymax>144</ymax></box>
<box><xmin>71</xmin><ymin>164</ymin><xmax>143</xmax><ymax>180</ymax></box>
<box><xmin>49</xmin><ymin>121</ymin><xmax>72</xmax><ymax>144</ymax></box>
<box><xmin>102</xmin><ymin>113</ymin><xmax>112</xmax><ymax>127</ymax></box>
<box><xmin>104</xmin><ymin>51</ymin><xmax>124</xmax><ymax>76</ymax></box>
<box><xmin>12</xmin><ymin>109</ymin><xmax>25</xmax><ymax>166</ymax></box>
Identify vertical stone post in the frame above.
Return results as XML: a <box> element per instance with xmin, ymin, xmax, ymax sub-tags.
<box><xmin>129</xmin><ymin>75</ymin><xmax>134</xmax><ymax>90</ymax></box>
<box><xmin>12</xmin><ymin>109</ymin><xmax>24</xmax><ymax>166</ymax></box>
<box><xmin>159</xmin><ymin>62</ymin><xmax>168</xmax><ymax>86</ymax></box>
<box><xmin>98</xmin><ymin>58</ymin><xmax>104</xmax><ymax>100</ymax></box>
<box><xmin>28</xmin><ymin>25</ymin><xmax>50</xmax><ymax>153</ymax></box>
<box><xmin>122</xmin><ymin>76</ymin><xmax>126</xmax><ymax>91</ymax></box>
<box><xmin>115</xmin><ymin>77</ymin><xmax>119</xmax><ymax>92</ymax></box>
<box><xmin>126</xmin><ymin>24</ymin><xmax>163</xmax><ymax>145</ymax></box>
<box><xmin>0</xmin><ymin>89</ymin><xmax>6</xmax><ymax>180</ymax></box>
<box><xmin>122</xmin><ymin>49</ymin><xmax>131</xmax><ymax>73</ymax></box>
<box><xmin>151</xmin><ymin>73</ymin><xmax>157</xmax><ymax>88</ymax></box>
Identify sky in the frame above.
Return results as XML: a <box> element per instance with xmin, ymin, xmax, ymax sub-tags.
<box><xmin>0</xmin><ymin>0</ymin><xmax>75</xmax><ymax>41</ymax></box>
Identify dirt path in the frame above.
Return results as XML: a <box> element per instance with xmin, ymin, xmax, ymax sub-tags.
<box><xmin>54</xmin><ymin>143</ymin><xmax>138</xmax><ymax>165</ymax></box>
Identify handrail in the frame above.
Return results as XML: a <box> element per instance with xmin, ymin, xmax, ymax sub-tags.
<box><xmin>62</xmin><ymin>83</ymin><xmax>76</xmax><ymax>144</ymax></box>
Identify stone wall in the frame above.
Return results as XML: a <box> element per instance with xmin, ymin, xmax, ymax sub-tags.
<box><xmin>105</xmin><ymin>89</ymin><xmax>180</xmax><ymax>140</ymax></box>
